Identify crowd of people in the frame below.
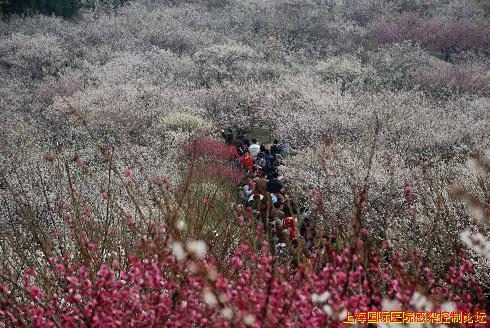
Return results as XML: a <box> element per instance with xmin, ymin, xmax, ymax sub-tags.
<box><xmin>222</xmin><ymin>128</ymin><xmax>317</xmax><ymax>265</ymax></box>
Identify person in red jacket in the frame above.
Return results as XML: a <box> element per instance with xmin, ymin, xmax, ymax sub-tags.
<box><xmin>283</xmin><ymin>216</ymin><xmax>297</xmax><ymax>240</ymax></box>
<box><xmin>226</xmin><ymin>140</ymin><xmax>239</xmax><ymax>160</ymax></box>
<box><xmin>239</xmin><ymin>151</ymin><xmax>253</xmax><ymax>171</ymax></box>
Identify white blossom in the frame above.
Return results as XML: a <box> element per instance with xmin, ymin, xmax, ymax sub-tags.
<box><xmin>312</xmin><ymin>291</ymin><xmax>331</xmax><ymax>303</ymax></box>
<box><xmin>243</xmin><ymin>314</ymin><xmax>255</xmax><ymax>326</ymax></box>
<box><xmin>322</xmin><ymin>305</ymin><xmax>333</xmax><ymax>316</ymax></box>
<box><xmin>203</xmin><ymin>289</ymin><xmax>218</xmax><ymax>307</ymax></box>
<box><xmin>411</xmin><ymin>291</ymin><xmax>433</xmax><ymax>311</ymax></box>
<box><xmin>186</xmin><ymin>240</ymin><xmax>208</xmax><ymax>259</ymax></box>
<box><xmin>171</xmin><ymin>241</ymin><xmax>185</xmax><ymax>261</ymax></box>
<box><xmin>460</xmin><ymin>230</ymin><xmax>490</xmax><ymax>261</ymax></box>
<box><xmin>220</xmin><ymin>307</ymin><xmax>233</xmax><ymax>320</ymax></box>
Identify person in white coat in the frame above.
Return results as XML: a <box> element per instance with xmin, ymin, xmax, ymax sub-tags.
<box><xmin>248</xmin><ymin>138</ymin><xmax>260</xmax><ymax>160</ymax></box>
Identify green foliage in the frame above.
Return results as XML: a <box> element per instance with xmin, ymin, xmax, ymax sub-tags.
<box><xmin>316</xmin><ymin>55</ymin><xmax>375</xmax><ymax>94</ymax></box>
<box><xmin>240</xmin><ymin>127</ymin><xmax>272</xmax><ymax>146</ymax></box>
<box><xmin>80</xmin><ymin>0</ymin><xmax>131</xmax><ymax>11</ymax></box>
<box><xmin>158</xmin><ymin>112</ymin><xmax>215</xmax><ymax>135</ymax></box>
<box><xmin>474</xmin><ymin>0</ymin><xmax>490</xmax><ymax>17</ymax></box>
<box><xmin>1</xmin><ymin>0</ymin><xmax>80</xmax><ymax>18</ymax></box>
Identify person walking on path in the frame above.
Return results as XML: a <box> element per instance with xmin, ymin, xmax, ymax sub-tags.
<box><xmin>248</xmin><ymin>139</ymin><xmax>261</xmax><ymax>160</ymax></box>
<box><xmin>239</xmin><ymin>151</ymin><xmax>253</xmax><ymax>171</ymax></box>
<box><xmin>270</xmin><ymin>139</ymin><xmax>282</xmax><ymax>158</ymax></box>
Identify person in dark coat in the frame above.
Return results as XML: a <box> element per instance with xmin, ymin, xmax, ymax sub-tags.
<box><xmin>270</xmin><ymin>139</ymin><xmax>282</xmax><ymax>158</ymax></box>
<box><xmin>263</xmin><ymin>160</ymin><xmax>276</xmax><ymax>179</ymax></box>
<box><xmin>267</xmin><ymin>178</ymin><xmax>283</xmax><ymax>194</ymax></box>
<box><xmin>263</xmin><ymin>149</ymin><xmax>274</xmax><ymax>162</ymax></box>
<box><xmin>221</xmin><ymin>128</ymin><xmax>234</xmax><ymax>143</ymax></box>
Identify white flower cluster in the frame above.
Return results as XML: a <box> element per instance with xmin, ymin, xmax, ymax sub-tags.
<box><xmin>158</xmin><ymin>112</ymin><xmax>214</xmax><ymax>135</ymax></box>
<box><xmin>411</xmin><ymin>291</ymin><xmax>433</xmax><ymax>312</ymax></box>
<box><xmin>460</xmin><ymin>230</ymin><xmax>490</xmax><ymax>261</ymax></box>
<box><xmin>0</xmin><ymin>32</ymin><xmax>68</xmax><ymax>78</ymax></box>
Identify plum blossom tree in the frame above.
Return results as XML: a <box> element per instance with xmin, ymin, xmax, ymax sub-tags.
<box><xmin>415</xmin><ymin>61</ymin><xmax>490</xmax><ymax>97</ymax></box>
<box><xmin>0</xmin><ymin>0</ymin><xmax>80</xmax><ymax>18</ymax></box>
<box><xmin>316</xmin><ymin>55</ymin><xmax>375</xmax><ymax>95</ymax></box>
<box><xmin>366</xmin><ymin>41</ymin><xmax>428</xmax><ymax>91</ymax></box>
<box><xmin>0</xmin><ymin>151</ymin><xmax>488</xmax><ymax>326</ymax></box>
<box><xmin>474</xmin><ymin>0</ymin><xmax>490</xmax><ymax>16</ymax></box>
<box><xmin>376</xmin><ymin>12</ymin><xmax>490</xmax><ymax>61</ymax></box>
<box><xmin>0</xmin><ymin>1</ymin><xmax>489</xmax><ymax>325</ymax></box>
<box><xmin>194</xmin><ymin>42</ymin><xmax>257</xmax><ymax>87</ymax></box>
<box><xmin>0</xmin><ymin>33</ymin><xmax>68</xmax><ymax>79</ymax></box>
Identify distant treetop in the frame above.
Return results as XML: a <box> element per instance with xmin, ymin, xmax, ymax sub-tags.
<box><xmin>1</xmin><ymin>0</ymin><xmax>80</xmax><ymax>18</ymax></box>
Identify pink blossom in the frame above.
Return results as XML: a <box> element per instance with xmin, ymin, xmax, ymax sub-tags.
<box><xmin>29</xmin><ymin>287</ymin><xmax>43</xmax><ymax>299</ymax></box>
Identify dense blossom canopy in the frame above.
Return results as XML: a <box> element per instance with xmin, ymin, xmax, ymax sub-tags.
<box><xmin>0</xmin><ymin>0</ymin><xmax>489</xmax><ymax>326</ymax></box>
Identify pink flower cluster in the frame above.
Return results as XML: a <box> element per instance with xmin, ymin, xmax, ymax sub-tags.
<box><xmin>192</xmin><ymin>164</ymin><xmax>244</xmax><ymax>185</ymax></box>
<box><xmin>182</xmin><ymin>137</ymin><xmax>245</xmax><ymax>185</ymax></box>
<box><xmin>182</xmin><ymin>137</ymin><xmax>233</xmax><ymax>162</ymax></box>
<box><xmin>1</xmin><ymin>235</ymin><xmax>487</xmax><ymax>327</ymax></box>
<box><xmin>376</xmin><ymin>12</ymin><xmax>490</xmax><ymax>55</ymax></box>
